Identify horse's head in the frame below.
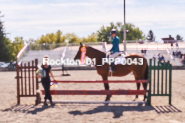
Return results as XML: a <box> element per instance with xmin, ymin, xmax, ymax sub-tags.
<box><xmin>74</xmin><ymin>42</ymin><xmax>105</xmax><ymax>62</ymax></box>
<box><xmin>74</xmin><ymin>42</ymin><xmax>84</xmax><ymax>60</ymax></box>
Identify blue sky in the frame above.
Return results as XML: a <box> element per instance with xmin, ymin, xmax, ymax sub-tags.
<box><xmin>0</xmin><ymin>0</ymin><xmax>185</xmax><ymax>42</ymax></box>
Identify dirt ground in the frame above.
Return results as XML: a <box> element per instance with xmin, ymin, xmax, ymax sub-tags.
<box><xmin>0</xmin><ymin>70</ymin><xmax>185</xmax><ymax>123</ymax></box>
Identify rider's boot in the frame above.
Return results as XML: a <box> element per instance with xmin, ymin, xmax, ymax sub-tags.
<box><xmin>111</xmin><ymin>63</ymin><xmax>115</xmax><ymax>72</ymax></box>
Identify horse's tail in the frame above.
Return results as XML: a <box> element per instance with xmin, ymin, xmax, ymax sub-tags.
<box><xmin>144</xmin><ymin>60</ymin><xmax>149</xmax><ymax>80</ymax></box>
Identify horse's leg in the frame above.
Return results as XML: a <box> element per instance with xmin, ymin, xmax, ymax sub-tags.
<box><xmin>102</xmin><ymin>76</ymin><xmax>111</xmax><ymax>101</ymax></box>
<box><xmin>133</xmin><ymin>74</ymin><xmax>140</xmax><ymax>101</ymax></box>
<box><xmin>143</xmin><ymin>62</ymin><xmax>149</xmax><ymax>101</ymax></box>
<box><xmin>133</xmin><ymin>83</ymin><xmax>141</xmax><ymax>101</ymax></box>
<box><xmin>136</xmin><ymin>83</ymin><xmax>141</xmax><ymax>98</ymax></box>
<box><xmin>142</xmin><ymin>83</ymin><xmax>148</xmax><ymax>101</ymax></box>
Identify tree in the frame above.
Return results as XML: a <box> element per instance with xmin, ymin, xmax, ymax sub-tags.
<box><xmin>0</xmin><ymin>12</ymin><xmax>25</xmax><ymax>61</ymax></box>
<box><xmin>11</xmin><ymin>37</ymin><xmax>24</xmax><ymax>60</ymax></box>
<box><xmin>176</xmin><ymin>34</ymin><xmax>183</xmax><ymax>41</ymax></box>
<box><xmin>81</xmin><ymin>33</ymin><xmax>98</xmax><ymax>42</ymax></box>
<box><xmin>146</xmin><ymin>30</ymin><xmax>155</xmax><ymax>41</ymax></box>
<box><xmin>25</xmin><ymin>38</ymin><xmax>38</xmax><ymax>44</ymax></box>
<box><xmin>56</xmin><ymin>30</ymin><xmax>66</xmax><ymax>43</ymax></box>
<box><xmin>37</xmin><ymin>30</ymin><xmax>66</xmax><ymax>44</ymax></box>
<box><xmin>97</xmin><ymin>25</ymin><xmax>112</xmax><ymax>43</ymax></box>
<box><xmin>0</xmin><ymin>12</ymin><xmax>12</xmax><ymax>61</ymax></box>
<box><xmin>97</xmin><ymin>22</ymin><xmax>145</xmax><ymax>43</ymax></box>
<box><xmin>65</xmin><ymin>33</ymin><xmax>81</xmax><ymax>43</ymax></box>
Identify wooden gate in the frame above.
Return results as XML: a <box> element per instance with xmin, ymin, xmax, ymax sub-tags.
<box><xmin>147</xmin><ymin>59</ymin><xmax>172</xmax><ymax>105</ymax></box>
<box><xmin>16</xmin><ymin>59</ymin><xmax>40</xmax><ymax>104</ymax></box>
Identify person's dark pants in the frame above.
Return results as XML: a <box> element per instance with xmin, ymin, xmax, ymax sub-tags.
<box><xmin>111</xmin><ymin>62</ymin><xmax>115</xmax><ymax>72</ymax></box>
<box><xmin>42</xmin><ymin>78</ymin><xmax>52</xmax><ymax>102</ymax></box>
<box><xmin>180</xmin><ymin>54</ymin><xmax>183</xmax><ymax>59</ymax></box>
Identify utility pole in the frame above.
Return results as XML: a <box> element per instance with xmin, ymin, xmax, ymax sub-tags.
<box><xmin>123</xmin><ymin>0</ymin><xmax>126</xmax><ymax>51</ymax></box>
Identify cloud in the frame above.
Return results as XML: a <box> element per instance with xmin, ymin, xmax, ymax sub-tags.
<box><xmin>0</xmin><ymin>0</ymin><xmax>185</xmax><ymax>41</ymax></box>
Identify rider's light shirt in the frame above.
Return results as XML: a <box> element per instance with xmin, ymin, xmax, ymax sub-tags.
<box><xmin>110</xmin><ymin>36</ymin><xmax>120</xmax><ymax>53</ymax></box>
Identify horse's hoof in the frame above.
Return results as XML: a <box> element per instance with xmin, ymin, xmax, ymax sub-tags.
<box><xmin>105</xmin><ymin>98</ymin><xmax>110</xmax><ymax>101</ymax></box>
<box><xmin>143</xmin><ymin>95</ymin><xmax>147</xmax><ymax>101</ymax></box>
<box><xmin>105</xmin><ymin>96</ymin><xmax>111</xmax><ymax>101</ymax></box>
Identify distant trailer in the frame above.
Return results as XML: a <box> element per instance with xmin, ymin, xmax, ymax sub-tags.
<box><xmin>162</xmin><ymin>35</ymin><xmax>177</xmax><ymax>43</ymax></box>
<box><xmin>162</xmin><ymin>40</ymin><xmax>176</xmax><ymax>43</ymax></box>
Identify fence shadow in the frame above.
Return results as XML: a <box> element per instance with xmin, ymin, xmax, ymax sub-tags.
<box><xmin>153</xmin><ymin>105</ymin><xmax>182</xmax><ymax>114</ymax></box>
<box><xmin>1</xmin><ymin>104</ymin><xmax>182</xmax><ymax>117</ymax></box>
<box><xmin>1</xmin><ymin>104</ymin><xmax>53</xmax><ymax>114</ymax></box>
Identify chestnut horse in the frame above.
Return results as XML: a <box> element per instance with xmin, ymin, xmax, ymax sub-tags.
<box><xmin>74</xmin><ymin>43</ymin><xmax>148</xmax><ymax>101</ymax></box>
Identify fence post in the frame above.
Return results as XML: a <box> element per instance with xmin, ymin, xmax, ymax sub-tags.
<box><xmin>147</xmin><ymin>59</ymin><xmax>152</xmax><ymax>105</ymax></box>
<box><xmin>161</xmin><ymin>63</ymin><xmax>164</xmax><ymax>94</ymax></box>
<box><xmin>169</xmin><ymin>64</ymin><xmax>172</xmax><ymax>105</ymax></box>
<box><xmin>16</xmin><ymin>65</ymin><xmax>20</xmax><ymax>104</ymax></box>
<box><xmin>153</xmin><ymin>59</ymin><xmax>156</xmax><ymax>95</ymax></box>
<box><xmin>157</xmin><ymin>61</ymin><xmax>160</xmax><ymax>94</ymax></box>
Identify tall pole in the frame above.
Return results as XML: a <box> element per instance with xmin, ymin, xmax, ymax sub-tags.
<box><xmin>123</xmin><ymin>0</ymin><xmax>126</xmax><ymax>51</ymax></box>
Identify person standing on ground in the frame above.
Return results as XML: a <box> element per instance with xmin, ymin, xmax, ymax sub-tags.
<box><xmin>171</xmin><ymin>42</ymin><xmax>174</xmax><ymax>49</ymax></box>
<box><xmin>176</xmin><ymin>41</ymin><xmax>179</xmax><ymax>49</ymax></box>
<box><xmin>141</xmin><ymin>49</ymin><xmax>143</xmax><ymax>54</ymax></box>
<box><xmin>153</xmin><ymin>54</ymin><xmax>156</xmax><ymax>59</ymax></box>
<box><xmin>144</xmin><ymin>49</ymin><xmax>147</xmax><ymax>56</ymax></box>
<box><xmin>39</xmin><ymin>55</ymin><xmax>56</xmax><ymax>106</ymax></box>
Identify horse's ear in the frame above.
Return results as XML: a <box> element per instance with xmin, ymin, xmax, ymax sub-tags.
<box><xmin>80</xmin><ymin>42</ymin><xmax>83</xmax><ymax>47</ymax></box>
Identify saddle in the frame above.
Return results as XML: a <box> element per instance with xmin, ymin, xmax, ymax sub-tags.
<box><xmin>106</xmin><ymin>52</ymin><xmax>127</xmax><ymax>76</ymax></box>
